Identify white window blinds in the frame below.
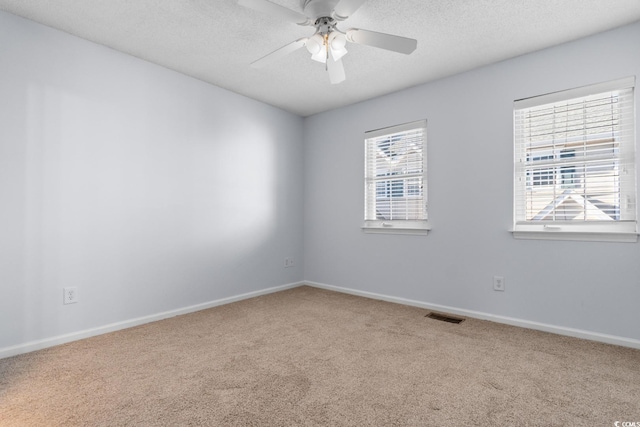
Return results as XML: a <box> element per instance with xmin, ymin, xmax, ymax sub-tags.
<box><xmin>364</xmin><ymin>120</ymin><xmax>428</xmax><ymax>233</ymax></box>
<box><xmin>513</xmin><ymin>77</ymin><xmax>637</xmax><ymax>241</ymax></box>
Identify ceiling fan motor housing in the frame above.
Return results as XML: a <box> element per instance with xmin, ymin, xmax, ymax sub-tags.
<box><xmin>314</xmin><ymin>16</ymin><xmax>337</xmax><ymax>35</ymax></box>
<box><xmin>303</xmin><ymin>0</ymin><xmax>341</xmax><ymax>20</ymax></box>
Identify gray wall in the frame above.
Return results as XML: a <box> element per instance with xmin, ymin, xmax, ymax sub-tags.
<box><xmin>2</xmin><ymin>9</ymin><xmax>639</xmax><ymax>354</ymax></box>
<box><xmin>303</xmin><ymin>22</ymin><xmax>640</xmax><ymax>342</ymax></box>
<box><xmin>0</xmin><ymin>11</ymin><xmax>304</xmax><ymax>351</ymax></box>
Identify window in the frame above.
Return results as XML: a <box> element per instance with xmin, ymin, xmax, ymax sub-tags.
<box><xmin>363</xmin><ymin>120</ymin><xmax>429</xmax><ymax>234</ymax></box>
<box><xmin>513</xmin><ymin>77</ymin><xmax>637</xmax><ymax>242</ymax></box>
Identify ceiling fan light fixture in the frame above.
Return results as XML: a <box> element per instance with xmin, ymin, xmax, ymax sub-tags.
<box><xmin>306</xmin><ymin>33</ymin><xmax>327</xmax><ymax>62</ymax></box>
<box><xmin>311</xmin><ymin>49</ymin><xmax>327</xmax><ymax>63</ymax></box>
<box><xmin>328</xmin><ymin>32</ymin><xmax>347</xmax><ymax>61</ymax></box>
<box><xmin>306</xmin><ymin>33</ymin><xmax>323</xmax><ymax>54</ymax></box>
<box><xmin>329</xmin><ymin>31</ymin><xmax>346</xmax><ymax>49</ymax></box>
<box><xmin>307</xmin><ymin>33</ymin><xmax>327</xmax><ymax>63</ymax></box>
<box><xmin>330</xmin><ymin>46</ymin><xmax>347</xmax><ymax>61</ymax></box>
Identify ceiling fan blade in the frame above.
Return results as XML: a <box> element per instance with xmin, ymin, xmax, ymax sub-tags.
<box><xmin>333</xmin><ymin>0</ymin><xmax>368</xmax><ymax>19</ymax></box>
<box><xmin>327</xmin><ymin>50</ymin><xmax>346</xmax><ymax>84</ymax></box>
<box><xmin>238</xmin><ymin>0</ymin><xmax>310</xmax><ymax>25</ymax></box>
<box><xmin>346</xmin><ymin>28</ymin><xmax>417</xmax><ymax>54</ymax></box>
<box><xmin>251</xmin><ymin>38</ymin><xmax>307</xmax><ymax>68</ymax></box>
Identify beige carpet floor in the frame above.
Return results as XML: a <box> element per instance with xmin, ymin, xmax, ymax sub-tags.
<box><xmin>1</xmin><ymin>285</ymin><xmax>639</xmax><ymax>426</ymax></box>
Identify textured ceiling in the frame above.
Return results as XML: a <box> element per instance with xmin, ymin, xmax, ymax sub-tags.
<box><xmin>1</xmin><ymin>0</ymin><xmax>640</xmax><ymax>116</ymax></box>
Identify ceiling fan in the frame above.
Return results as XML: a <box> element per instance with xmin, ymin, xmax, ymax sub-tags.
<box><xmin>238</xmin><ymin>0</ymin><xmax>418</xmax><ymax>84</ymax></box>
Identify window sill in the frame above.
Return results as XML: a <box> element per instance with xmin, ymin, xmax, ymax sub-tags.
<box><xmin>362</xmin><ymin>221</ymin><xmax>430</xmax><ymax>236</ymax></box>
<box><xmin>510</xmin><ymin>223</ymin><xmax>638</xmax><ymax>243</ymax></box>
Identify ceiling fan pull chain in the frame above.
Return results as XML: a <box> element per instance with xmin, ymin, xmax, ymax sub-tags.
<box><xmin>325</xmin><ymin>39</ymin><xmax>329</xmax><ymax>69</ymax></box>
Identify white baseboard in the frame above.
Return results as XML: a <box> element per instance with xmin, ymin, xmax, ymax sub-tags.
<box><xmin>4</xmin><ymin>279</ymin><xmax>638</xmax><ymax>359</ymax></box>
<box><xmin>304</xmin><ymin>281</ymin><xmax>640</xmax><ymax>350</ymax></box>
<box><xmin>0</xmin><ymin>281</ymin><xmax>304</xmax><ymax>359</ymax></box>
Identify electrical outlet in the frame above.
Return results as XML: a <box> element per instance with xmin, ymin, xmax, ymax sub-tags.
<box><xmin>284</xmin><ymin>257</ymin><xmax>294</xmax><ymax>268</ymax></box>
<box><xmin>63</xmin><ymin>287</ymin><xmax>79</xmax><ymax>304</ymax></box>
<box><xmin>493</xmin><ymin>276</ymin><xmax>505</xmax><ymax>292</ymax></box>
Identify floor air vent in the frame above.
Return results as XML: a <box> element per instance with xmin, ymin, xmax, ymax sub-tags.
<box><xmin>425</xmin><ymin>312</ymin><xmax>465</xmax><ymax>324</ymax></box>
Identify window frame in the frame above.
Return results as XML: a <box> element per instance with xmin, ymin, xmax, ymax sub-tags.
<box><xmin>362</xmin><ymin>119</ymin><xmax>430</xmax><ymax>235</ymax></box>
<box><xmin>512</xmin><ymin>77</ymin><xmax>637</xmax><ymax>243</ymax></box>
